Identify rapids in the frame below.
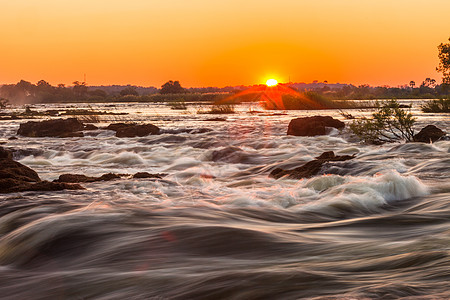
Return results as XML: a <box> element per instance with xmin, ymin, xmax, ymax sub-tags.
<box><xmin>0</xmin><ymin>101</ymin><xmax>449</xmax><ymax>299</ymax></box>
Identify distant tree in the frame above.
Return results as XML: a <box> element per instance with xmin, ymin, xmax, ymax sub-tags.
<box><xmin>409</xmin><ymin>81</ymin><xmax>415</xmax><ymax>88</ymax></box>
<box><xmin>72</xmin><ymin>81</ymin><xmax>88</xmax><ymax>98</ymax></box>
<box><xmin>119</xmin><ymin>87</ymin><xmax>139</xmax><ymax>96</ymax></box>
<box><xmin>421</xmin><ymin>78</ymin><xmax>437</xmax><ymax>88</ymax></box>
<box><xmin>160</xmin><ymin>80</ymin><xmax>185</xmax><ymax>94</ymax></box>
<box><xmin>437</xmin><ymin>37</ymin><xmax>450</xmax><ymax>85</ymax></box>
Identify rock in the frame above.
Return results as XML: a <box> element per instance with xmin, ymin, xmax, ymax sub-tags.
<box><xmin>413</xmin><ymin>125</ymin><xmax>446</xmax><ymax>143</ymax></box>
<box><xmin>270</xmin><ymin>151</ymin><xmax>355</xmax><ymax>179</ymax></box>
<box><xmin>0</xmin><ymin>147</ymin><xmax>83</xmax><ymax>193</ymax></box>
<box><xmin>55</xmin><ymin>173</ymin><xmax>122</xmax><ymax>183</ymax></box>
<box><xmin>0</xmin><ymin>147</ymin><xmax>13</xmax><ymax>159</ymax></box>
<box><xmin>0</xmin><ymin>157</ymin><xmax>40</xmax><ymax>183</ymax></box>
<box><xmin>17</xmin><ymin>118</ymin><xmax>84</xmax><ymax>138</ymax></box>
<box><xmin>133</xmin><ymin>172</ymin><xmax>165</xmax><ymax>179</ymax></box>
<box><xmin>287</xmin><ymin>116</ymin><xmax>345</xmax><ymax>136</ymax></box>
<box><xmin>55</xmin><ymin>174</ymin><xmax>94</xmax><ymax>183</ymax></box>
<box><xmin>83</xmin><ymin>124</ymin><xmax>98</xmax><ymax>130</ymax></box>
<box><xmin>106</xmin><ymin>123</ymin><xmax>160</xmax><ymax>137</ymax></box>
<box><xmin>105</xmin><ymin>123</ymin><xmax>131</xmax><ymax>131</ymax></box>
<box><xmin>17</xmin><ymin>181</ymin><xmax>83</xmax><ymax>192</ymax></box>
<box><xmin>96</xmin><ymin>173</ymin><xmax>122</xmax><ymax>181</ymax></box>
<box><xmin>8</xmin><ymin>136</ymin><xmax>18</xmax><ymax>140</ymax></box>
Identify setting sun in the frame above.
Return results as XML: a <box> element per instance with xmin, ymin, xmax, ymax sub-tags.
<box><xmin>266</xmin><ymin>79</ymin><xmax>278</xmax><ymax>87</ymax></box>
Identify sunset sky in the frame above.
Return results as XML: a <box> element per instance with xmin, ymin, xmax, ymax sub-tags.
<box><xmin>1</xmin><ymin>0</ymin><xmax>449</xmax><ymax>87</ymax></box>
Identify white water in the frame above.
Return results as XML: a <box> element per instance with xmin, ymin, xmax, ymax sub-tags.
<box><xmin>0</xmin><ymin>101</ymin><xmax>449</xmax><ymax>299</ymax></box>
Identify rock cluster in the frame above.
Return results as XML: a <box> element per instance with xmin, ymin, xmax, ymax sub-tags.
<box><xmin>0</xmin><ymin>147</ymin><xmax>83</xmax><ymax>193</ymax></box>
<box><xmin>17</xmin><ymin>118</ymin><xmax>84</xmax><ymax>138</ymax></box>
<box><xmin>15</xmin><ymin>119</ymin><xmax>160</xmax><ymax>139</ymax></box>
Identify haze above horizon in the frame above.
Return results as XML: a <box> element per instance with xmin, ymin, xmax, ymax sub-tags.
<box><xmin>1</xmin><ymin>0</ymin><xmax>449</xmax><ymax>88</ymax></box>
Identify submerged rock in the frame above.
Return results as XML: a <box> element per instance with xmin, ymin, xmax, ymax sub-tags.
<box><xmin>55</xmin><ymin>173</ymin><xmax>122</xmax><ymax>183</ymax></box>
<box><xmin>287</xmin><ymin>116</ymin><xmax>345</xmax><ymax>136</ymax></box>
<box><xmin>55</xmin><ymin>172</ymin><xmax>164</xmax><ymax>183</ymax></box>
<box><xmin>0</xmin><ymin>147</ymin><xmax>83</xmax><ymax>193</ymax></box>
<box><xmin>133</xmin><ymin>172</ymin><xmax>165</xmax><ymax>179</ymax></box>
<box><xmin>106</xmin><ymin>123</ymin><xmax>160</xmax><ymax>137</ymax></box>
<box><xmin>17</xmin><ymin>118</ymin><xmax>84</xmax><ymax>138</ymax></box>
<box><xmin>413</xmin><ymin>125</ymin><xmax>445</xmax><ymax>143</ymax></box>
<box><xmin>270</xmin><ymin>151</ymin><xmax>355</xmax><ymax>179</ymax></box>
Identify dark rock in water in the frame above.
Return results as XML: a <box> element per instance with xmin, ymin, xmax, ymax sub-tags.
<box><xmin>83</xmin><ymin>124</ymin><xmax>98</xmax><ymax>130</ymax></box>
<box><xmin>55</xmin><ymin>172</ymin><xmax>165</xmax><ymax>183</ymax></box>
<box><xmin>270</xmin><ymin>151</ymin><xmax>355</xmax><ymax>179</ymax></box>
<box><xmin>97</xmin><ymin>173</ymin><xmax>122</xmax><ymax>181</ymax></box>
<box><xmin>0</xmin><ymin>155</ymin><xmax>40</xmax><ymax>183</ymax></box>
<box><xmin>211</xmin><ymin>146</ymin><xmax>245</xmax><ymax>163</ymax></box>
<box><xmin>413</xmin><ymin>125</ymin><xmax>445</xmax><ymax>143</ymax></box>
<box><xmin>55</xmin><ymin>174</ymin><xmax>95</xmax><ymax>183</ymax></box>
<box><xmin>287</xmin><ymin>116</ymin><xmax>345</xmax><ymax>136</ymax></box>
<box><xmin>106</xmin><ymin>123</ymin><xmax>160</xmax><ymax>137</ymax></box>
<box><xmin>133</xmin><ymin>172</ymin><xmax>165</xmax><ymax>179</ymax></box>
<box><xmin>17</xmin><ymin>118</ymin><xmax>84</xmax><ymax>138</ymax></box>
<box><xmin>8</xmin><ymin>136</ymin><xmax>18</xmax><ymax>140</ymax></box>
<box><xmin>18</xmin><ymin>181</ymin><xmax>83</xmax><ymax>192</ymax></box>
<box><xmin>0</xmin><ymin>147</ymin><xmax>82</xmax><ymax>193</ymax></box>
<box><xmin>105</xmin><ymin>123</ymin><xmax>131</xmax><ymax>132</ymax></box>
<box><xmin>0</xmin><ymin>147</ymin><xmax>13</xmax><ymax>159</ymax></box>
<box><xmin>55</xmin><ymin>173</ymin><xmax>122</xmax><ymax>183</ymax></box>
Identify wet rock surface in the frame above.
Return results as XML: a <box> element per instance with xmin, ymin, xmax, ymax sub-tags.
<box><xmin>287</xmin><ymin>116</ymin><xmax>345</xmax><ymax>136</ymax></box>
<box><xmin>413</xmin><ymin>125</ymin><xmax>446</xmax><ymax>143</ymax></box>
<box><xmin>270</xmin><ymin>151</ymin><xmax>355</xmax><ymax>179</ymax></box>
<box><xmin>55</xmin><ymin>172</ymin><xmax>165</xmax><ymax>183</ymax></box>
<box><xmin>106</xmin><ymin>123</ymin><xmax>160</xmax><ymax>137</ymax></box>
<box><xmin>0</xmin><ymin>147</ymin><xmax>83</xmax><ymax>193</ymax></box>
<box><xmin>17</xmin><ymin>118</ymin><xmax>84</xmax><ymax>138</ymax></box>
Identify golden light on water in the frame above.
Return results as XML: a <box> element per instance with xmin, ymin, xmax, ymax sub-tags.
<box><xmin>266</xmin><ymin>79</ymin><xmax>278</xmax><ymax>87</ymax></box>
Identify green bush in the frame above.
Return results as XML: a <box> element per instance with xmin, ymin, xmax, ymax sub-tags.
<box><xmin>421</xmin><ymin>97</ymin><xmax>450</xmax><ymax>113</ymax></box>
<box><xmin>350</xmin><ymin>99</ymin><xmax>416</xmax><ymax>144</ymax></box>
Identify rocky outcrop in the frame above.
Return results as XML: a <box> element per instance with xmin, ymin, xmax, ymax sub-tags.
<box><xmin>413</xmin><ymin>125</ymin><xmax>445</xmax><ymax>143</ymax></box>
<box><xmin>287</xmin><ymin>116</ymin><xmax>345</xmax><ymax>136</ymax></box>
<box><xmin>270</xmin><ymin>151</ymin><xmax>355</xmax><ymax>179</ymax></box>
<box><xmin>0</xmin><ymin>147</ymin><xmax>83</xmax><ymax>193</ymax></box>
<box><xmin>54</xmin><ymin>173</ymin><xmax>122</xmax><ymax>183</ymax></box>
<box><xmin>106</xmin><ymin>123</ymin><xmax>160</xmax><ymax>137</ymax></box>
<box><xmin>133</xmin><ymin>172</ymin><xmax>165</xmax><ymax>179</ymax></box>
<box><xmin>17</xmin><ymin>118</ymin><xmax>84</xmax><ymax>138</ymax></box>
<box><xmin>55</xmin><ymin>172</ymin><xmax>165</xmax><ymax>183</ymax></box>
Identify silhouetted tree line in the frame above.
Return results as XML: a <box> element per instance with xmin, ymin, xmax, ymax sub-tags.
<box><xmin>295</xmin><ymin>79</ymin><xmax>448</xmax><ymax>100</ymax></box>
<box><xmin>1</xmin><ymin>76</ymin><xmax>449</xmax><ymax>105</ymax></box>
<box><xmin>0</xmin><ymin>80</ymin><xmax>181</xmax><ymax>104</ymax></box>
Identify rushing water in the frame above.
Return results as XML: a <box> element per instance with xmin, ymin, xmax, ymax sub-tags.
<box><xmin>0</xmin><ymin>101</ymin><xmax>449</xmax><ymax>299</ymax></box>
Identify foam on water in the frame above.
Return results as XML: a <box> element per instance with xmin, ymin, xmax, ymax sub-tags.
<box><xmin>1</xmin><ymin>102</ymin><xmax>448</xmax><ymax>299</ymax></box>
<box><xmin>301</xmin><ymin>170</ymin><xmax>429</xmax><ymax>216</ymax></box>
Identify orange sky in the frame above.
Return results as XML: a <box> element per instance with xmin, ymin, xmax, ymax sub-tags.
<box><xmin>1</xmin><ymin>0</ymin><xmax>449</xmax><ymax>87</ymax></box>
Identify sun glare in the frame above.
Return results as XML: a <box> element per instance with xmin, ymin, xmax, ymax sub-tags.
<box><xmin>266</xmin><ymin>79</ymin><xmax>278</xmax><ymax>87</ymax></box>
